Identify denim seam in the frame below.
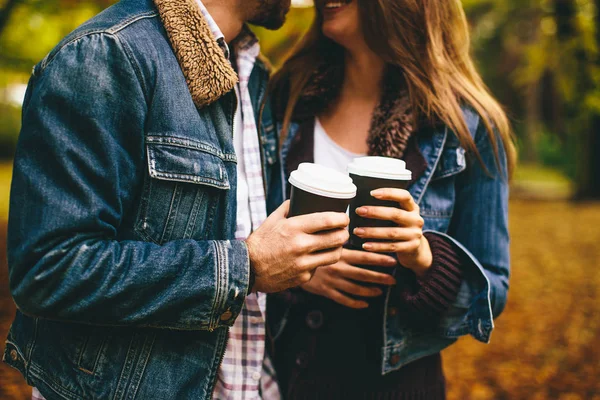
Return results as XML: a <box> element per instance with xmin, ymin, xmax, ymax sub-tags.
<box><xmin>431</xmin><ymin>164</ymin><xmax>466</xmax><ymax>181</ymax></box>
<box><xmin>210</xmin><ymin>241</ymin><xmax>224</xmax><ymax>331</ymax></box>
<box><xmin>149</xmin><ymin>172</ymin><xmax>230</xmax><ymax>189</ymax></box>
<box><xmin>420</xmin><ymin>210</ymin><xmax>452</xmax><ymax>218</ymax></box>
<box><xmin>113</xmin><ymin>334</ymin><xmax>140</xmax><ymax>400</ymax></box>
<box><xmin>26</xmin><ymin>317</ymin><xmax>39</xmax><ymax>379</ymax></box>
<box><xmin>126</xmin><ymin>333</ymin><xmax>156</xmax><ymax>400</ymax></box>
<box><xmin>159</xmin><ymin>183</ymin><xmax>181</xmax><ymax>244</ymax></box>
<box><xmin>146</xmin><ymin>136</ymin><xmax>236</xmax><ymax>162</ymax></box>
<box><xmin>117</xmin><ymin>33</ymin><xmax>150</xmax><ymax>104</ymax></box>
<box><xmin>28</xmin><ymin>363</ymin><xmax>79</xmax><ymax>400</ymax></box>
<box><xmin>40</xmin><ymin>12</ymin><xmax>158</xmax><ymax>72</ymax></box>
<box><xmin>183</xmin><ymin>188</ymin><xmax>203</xmax><ymax>239</ymax></box>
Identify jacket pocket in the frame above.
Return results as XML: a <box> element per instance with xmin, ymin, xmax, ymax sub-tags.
<box><xmin>420</xmin><ymin>144</ymin><xmax>466</xmax><ymax>228</ymax></box>
<box><xmin>77</xmin><ymin>330</ymin><xmax>112</xmax><ymax>375</ymax></box>
<box><xmin>135</xmin><ymin>138</ymin><xmax>231</xmax><ymax>245</ymax></box>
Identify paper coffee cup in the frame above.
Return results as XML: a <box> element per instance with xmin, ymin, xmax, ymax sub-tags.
<box><xmin>288</xmin><ymin>163</ymin><xmax>357</xmax><ymax>217</ymax></box>
<box><xmin>347</xmin><ymin>157</ymin><xmax>412</xmax><ymax>248</ymax></box>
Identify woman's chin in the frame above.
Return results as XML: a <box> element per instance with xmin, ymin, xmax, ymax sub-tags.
<box><xmin>322</xmin><ymin>25</ymin><xmax>355</xmax><ymax>46</ymax></box>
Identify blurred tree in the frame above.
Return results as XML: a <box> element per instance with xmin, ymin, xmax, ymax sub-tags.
<box><xmin>0</xmin><ymin>0</ymin><xmax>20</xmax><ymax>34</ymax></box>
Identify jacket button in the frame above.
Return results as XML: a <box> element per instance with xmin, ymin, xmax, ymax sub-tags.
<box><xmin>388</xmin><ymin>307</ymin><xmax>398</xmax><ymax>317</ymax></box>
<box><xmin>305</xmin><ymin>310</ymin><xmax>323</xmax><ymax>330</ymax></box>
<box><xmin>390</xmin><ymin>354</ymin><xmax>401</xmax><ymax>366</ymax></box>
<box><xmin>9</xmin><ymin>349</ymin><xmax>18</xmax><ymax>361</ymax></box>
<box><xmin>295</xmin><ymin>352</ymin><xmax>309</xmax><ymax>369</ymax></box>
<box><xmin>220</xmin><ymin>310</ymin><xmax>233</xmax><ymax>321</ymax></box>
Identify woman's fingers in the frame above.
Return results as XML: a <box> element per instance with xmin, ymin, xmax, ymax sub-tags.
<box><xmin>353</xmin><ymin>226</ymin><xmax>422</xmax><ymax>242</ymax></box>
<box><xmin>334</xmin><ymin>277</ymin><xmax>384</xmax><ymax>298</ymax></box>
<box><xmin>325</xmin><ymin>289</ymin><xmax>369</xmax><ymax>309</ymax></box>
<box><xmin>331</xmin><ymin>264</ymin><xmax>396</xmax><ymax>285</ymax></box>
<box><xmin>341</xmin><ymin>248</ymin><xmax>398</xmax><ymax>267</ymax></box>
<box><xmin>362</xmin><ymin>239</ymin><xmax>422</xmax><ymax>254</ymax></box>
<box><xmin>370</xmin><ymin>188</ymin><xmax>417</xmax><ymax>211</ymax></box>
<box><xmin>355</xmin><ymin>206</ymin><xmax>424</xmax><ymax>227</ymax></box>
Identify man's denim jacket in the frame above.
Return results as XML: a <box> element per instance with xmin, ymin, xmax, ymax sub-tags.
<box><xmin>3</xmin><ymin>0</ymin><xmax>283</xmax><ymax>398</ymax></box>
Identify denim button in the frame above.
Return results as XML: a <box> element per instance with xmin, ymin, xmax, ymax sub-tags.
<box><xmin>390</xmin><ymin>354</ymin><xmax>401</xmax><ymax>366</ymax></box>
<box><xmin>9</xmin><ymin>349</ymin><xmax>18</xmax><ymax>361</ymax></box>
<box><xmin>305</xmin><ymin>310</ymin><xmax>323</xmax><ymax>330</ymax></box>
<box><xmin>295</xmin><ymin>352</ymin><xmax>308</xmax><ymax>368</ymax></box>
<box><xmin>388</xmin><ymin>307</ymin><xmax>398</xmax><ymax>317</ymax></box>
<box><xmin>220</xmin><ymin>310</ymin><xmax>233</xmax><ymax>321</ymax></box>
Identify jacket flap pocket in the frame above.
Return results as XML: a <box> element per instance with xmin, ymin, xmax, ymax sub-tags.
<box><xmin>147</xmin><ymin>142</ymin><xmax>230</xmax><ymax>189</ymax></box>
<box><xmin>432</xmin><ymin>146</ymin><xmax>466</xmax><ymax>181</ymax></box>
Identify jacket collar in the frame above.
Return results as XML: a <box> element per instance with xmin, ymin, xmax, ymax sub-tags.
<box><xmin>154</xmin><ymin>0</ymin><xmax>239</xmax><ymax>108</ymax></box>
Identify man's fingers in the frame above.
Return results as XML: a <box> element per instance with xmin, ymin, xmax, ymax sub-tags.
<box><xmin>341</xmin><ymin>248</ymin><xmax>397</xmax><ymax>267</ymax></box>
<box><xmin>370</xmin><ymin>188</ymin><xmax>417</xmax><ymax>211</ymax></box>
<box><xmin>293</xmin><ymin>212</ymin><xmax>350</xmax><ymax>234</ymax></box>
<box><xmin>301</xmin><ymin>247</ymin><xmax>343</xmax><ymax>271</ymax></box>
<box><xmin>326</xmin><ymin>289</ymin><xmax>369</xmax><ymax>309</ymax></box>
<box><xmin>308</xmin><ymin>229</ymin><xmax>349</xmax><ymax>252</ymax></box>
<box><xmin>334</xmin><ymin>264</ymin><xmax>396</xmax><ymax>285</ymax></box>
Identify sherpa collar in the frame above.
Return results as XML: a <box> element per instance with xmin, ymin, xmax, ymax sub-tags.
<box><xmin>154</xmin><ymin>0</ymin><xmax>239</xmax><ymax>108</ymax></box>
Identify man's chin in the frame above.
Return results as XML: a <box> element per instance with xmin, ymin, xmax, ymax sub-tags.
<box><xmin>250</xmin><ymin>15</ymin><xmax>288</xmax><ymax>30</ymax></box>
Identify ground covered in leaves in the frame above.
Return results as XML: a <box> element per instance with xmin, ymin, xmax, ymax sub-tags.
<box><xmin>1</xmin><ymin>200</ymin><xmax>599</xmax><ymax>399</ymax></box>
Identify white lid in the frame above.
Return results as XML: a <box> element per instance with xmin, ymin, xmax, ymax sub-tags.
<box><xmin>347</xmin><ymin>156</ymin><xmax>412</xmax><ymax>180</ymax></box>
<box><xmin>289</xmin><ymin>163</ymin><xmax>357</xmax><ymax>199</ymax></box>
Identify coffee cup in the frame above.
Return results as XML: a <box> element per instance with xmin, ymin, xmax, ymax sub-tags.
<box><xmin>347</xmin><ymin>156</ymin><xmax>412</xmax><ymax>248</ymax></box>
<box><xmin>288</xmin><ymin>163</ymin><xmax>357</xmax><ymax>218</ymax></box>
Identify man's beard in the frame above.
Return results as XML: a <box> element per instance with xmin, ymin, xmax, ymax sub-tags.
<box><xmin>248</xmin><ymin>0</ymin><xmax>291</xmax><ymax>30</ymax></box>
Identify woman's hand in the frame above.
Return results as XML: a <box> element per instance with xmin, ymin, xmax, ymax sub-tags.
<box><xmin>353</xmin><ymin>188</ymin><xmax>433</xmax><ymax>278</ymax></box>
<box><xmin>301</xmin><ymin>248</ymin><xmax>398</xmax><ymax>309</ymax></box>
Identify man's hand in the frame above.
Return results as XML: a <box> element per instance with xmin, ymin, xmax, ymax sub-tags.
<box><xmin>247</xmin><ymin>201</ymin><xmax>350</xmax><ymax>293</ymax></box>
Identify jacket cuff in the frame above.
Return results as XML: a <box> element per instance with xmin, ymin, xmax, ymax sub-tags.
<box><xmin>398</xmin><ymin>233</ymin><xmax>464</xmax><ymax>319</ymax></box>
<box><xmin>211</xmin><ymin>240</ymin><xmax>251</xmax><ymax>329</ymax></box>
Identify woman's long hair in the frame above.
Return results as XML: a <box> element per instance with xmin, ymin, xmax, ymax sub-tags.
<box><xmin>270</xmin><ymin>0</ymin><xmax>517</xmax><ymax>176</ymax></box>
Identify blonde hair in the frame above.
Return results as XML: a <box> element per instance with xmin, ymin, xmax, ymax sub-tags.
<box><xmin>271</xmin><ymin>0</ymin><xmax>516</xmax><ymax>176</ymax></box>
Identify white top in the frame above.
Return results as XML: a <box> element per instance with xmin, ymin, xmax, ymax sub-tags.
<box><xmin>313</xmin><ymin>118</ymin><xmax>366</xmax><ymax>175</ymax></box>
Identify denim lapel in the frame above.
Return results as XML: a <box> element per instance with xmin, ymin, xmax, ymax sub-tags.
<box><xmin>409</xmin><ymin>126</ymin><xmax>448</xmax><ymax>205</ymax></box>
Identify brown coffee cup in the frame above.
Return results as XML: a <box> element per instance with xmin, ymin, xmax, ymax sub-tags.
<box><xmin>288</xmin><ymin>163</ymin><xmax>357</xmax><ymax>218</ymax></box>
<box><xmin>347</xmin><ymin>157</ymin><xmax>412</xmax><ymax>248</ymax></box>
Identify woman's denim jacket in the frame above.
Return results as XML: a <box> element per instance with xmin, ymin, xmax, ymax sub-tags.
<box><xmin>3</xmin><ymin>0</ymin><xmax>282</xmax><ymax>398</ymax></box>
<box><xmin>272</xmin><ymin>107</ymin><xmax>510</xmax><ymax>375</ymax></box>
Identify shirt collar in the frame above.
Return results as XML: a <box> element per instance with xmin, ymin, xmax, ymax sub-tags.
<box><xmin>194</xmin><ymin>0</ymin><xmax>230</xmax><ymax>59</ymax></box>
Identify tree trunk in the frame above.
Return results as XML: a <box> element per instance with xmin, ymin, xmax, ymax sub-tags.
<box><xmin>0</xmin><ymin>0</ymin><xmax>21</xmax><ymax>35</ymax></box>
<box><xmin>576</xmin><ymin>0</ymin><xmax>600</xmax><ymax>199</ymax></box>
<box><xmin>522</xmin><ymin>80</ymin><xmax>541</xmax><ymax>163</ymax></box>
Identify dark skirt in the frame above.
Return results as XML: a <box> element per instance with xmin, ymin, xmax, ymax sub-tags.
<box><xmin>273</xmin><ymin>293</ymin><xmax>446</xmax><ymax>400</ymax></box>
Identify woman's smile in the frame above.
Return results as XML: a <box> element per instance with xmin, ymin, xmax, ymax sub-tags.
<box><xmin>321</xmin><ymin>0</ymin><xmax>352</xmax><ymax>17</ymax></box>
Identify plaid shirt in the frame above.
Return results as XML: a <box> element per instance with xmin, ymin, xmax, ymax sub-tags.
<box><xmin>33</xmin><ymin>2</ymin><xmax>280</xmax><ymax>400</ymax></box>
<box><xmin>198</xmin><ymin>2</ymin><xmax>280</xmax><ymax>400</ymax></box>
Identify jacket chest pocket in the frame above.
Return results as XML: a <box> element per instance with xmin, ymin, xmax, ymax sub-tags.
<box><xmin>420</xmin><ymin>145</ymin><xmax>466</xmax><ymax>232</ymax></box>
<box><xmin>135</xmin><ymin>140</ymin><xmax>231</xmax><ymax>245</ymax></box>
